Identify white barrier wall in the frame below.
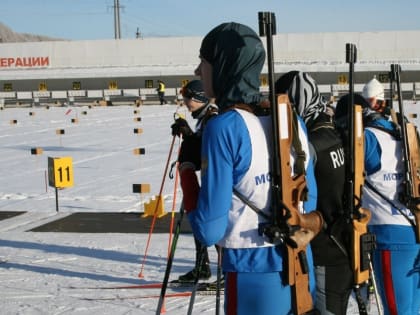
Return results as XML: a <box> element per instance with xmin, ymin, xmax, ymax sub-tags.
<box><xmin>1</xmin><ymin>31</ymin><xmax>420</xmax><ymax>80</ymax></box>
<box><xmin>272</xmin><ymin>31</ymin><xmax>420</xmax><ymax>71</ymax></box>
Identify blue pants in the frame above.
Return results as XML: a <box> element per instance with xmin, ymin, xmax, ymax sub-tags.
<box><xmin>224</xmin><ymin>271</ymin><xmax>293</xmax><ymax>315</ymax></box>
<box><xmin>373</xmin><ymin>247</ymin><xmax>420</xmax><ymax>315</ymax></box>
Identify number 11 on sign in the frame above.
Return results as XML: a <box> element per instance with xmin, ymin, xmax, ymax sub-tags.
<box><xmin>48</xmin><ymin>157</ymin><xmax>74</xmax><ymax>212</ymax></box>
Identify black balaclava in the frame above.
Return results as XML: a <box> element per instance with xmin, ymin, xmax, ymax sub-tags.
<box><xmin>199</xmin><ymin>22</ymin><xmax>265</xmax><ymax>111</ymax></box>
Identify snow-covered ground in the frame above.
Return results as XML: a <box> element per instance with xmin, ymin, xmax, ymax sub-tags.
<box><xmin>2</xmin><ymin>102</ymin><xmax>415</xmax><ymax>314</ymax></box>
<box><xmin>0</xmin><ymin>103</ymin><xmax>222</xmax><ymax>314</ymax></box>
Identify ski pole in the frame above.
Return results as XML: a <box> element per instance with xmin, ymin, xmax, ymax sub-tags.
<box><xmin>215</xmin><ymin>245</ymin><xmax>223</xmax><ymax>315</ymax></box>
<box><xmin>167</xmin><ymin>135</ymin><xmax>182</xmax><ymax>258</ymax></box>
<box><xmin>187</xmin><ymin>245</ymin><xmax>207</xmax><ymax>315</ymax></box>
<box><xmin>156</xmin><ymin>201</ymin><xmax>185</xmax><ymax>315</ymax></box>
<box><xmin>368</xmin><ymin>253</ymin><xmax>384</xmax><ymax>315</ymax></box>
<box><xmin>139</xmin><ymin>135</ymin><xmax>176</xmax><ymax>278</ymax></box>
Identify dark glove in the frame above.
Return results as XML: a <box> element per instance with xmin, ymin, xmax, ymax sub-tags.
<box><xmin>178</xmin><ymin>135</ymin><xmax>201</xmax><ymax>170</ymax></box>
<box><xmin>171</xmin><ymin>118</ymin><xmax>193</xmax><ymax>137</ymax></box>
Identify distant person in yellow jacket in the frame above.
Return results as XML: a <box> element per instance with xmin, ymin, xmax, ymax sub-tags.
<box><xmin>156</xmin><ymin>80</ymin><xmax>168</xmax><ymax>105</ymax></box>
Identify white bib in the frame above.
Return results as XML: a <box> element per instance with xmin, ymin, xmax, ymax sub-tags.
<box><xmin>362</xmin><ymin>127</ymin><xmax>413</xmax><ymax>226</ymax></box>
<box><xmin>219</xmin><ymin>109</ymin><xmax>310</xmax><ymax>248</ymax></box>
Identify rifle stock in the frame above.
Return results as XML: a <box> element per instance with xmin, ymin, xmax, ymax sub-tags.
<box><xmin>406</xmin><ymin>123</ymin><xmax>420</xmax><ymax>241</ymax></box>
<box><xmin>352</xmin><ymin>104</ymin><xmax>372</xmax><ymax>285</ymax></box>
<box><xmin>277</xmin><ymin>94</ymin><xmax>324</xmax><ymax>314</ymax></box>
<box><xmin>258</xmin><ymin>12</ymin><xmax>323</xmax><ymax>314</ymax></box>
<box><xmin>352</xmin><ymin>209</ymin><xmax>371</xmax><ymax>283</ymax></box>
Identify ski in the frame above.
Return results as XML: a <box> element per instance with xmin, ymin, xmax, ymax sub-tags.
<box><xmin>69</xmin><ymin>282</ymin><xmax>168</xmax><ymax>290</ymax></box>
<box><xmin>80</xmin><ymin>290</ymin><xmax>218</xmax><ymax>301</ymax></box>
<box><xmin>69</xmin><ymin>280</ymin><xmax>223</xmax><ymax>292</ymax></box>
<box><xmin>81</xmin><ymin>291</ymin><xmax>192</xmax><ymax>301</ymax></box>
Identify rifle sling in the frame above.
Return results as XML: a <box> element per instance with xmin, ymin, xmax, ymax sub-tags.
<box><xmin>291</xmin><ymin>108</ymin><xmax>306</xmax><ymax>176</ymax></box>
<box><xmin>364</xmin><ymin>180</ymin><xmax>416</xmax><ymax>228</ymax></box>
<box><xmin>233</xmin><ymin>188</ymin><xmax>271</xmax><ymax>221</ymax></box>
<box><xmin>309</xmin><ymin>122</ymin><xmax>335</xmax><ymax>133</ymax></box>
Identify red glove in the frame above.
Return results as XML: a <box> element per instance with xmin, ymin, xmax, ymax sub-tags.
<box><xmin>179</xmin><ymin>167</ymin><xmax>200</xmax><ymax>213</ymax></box>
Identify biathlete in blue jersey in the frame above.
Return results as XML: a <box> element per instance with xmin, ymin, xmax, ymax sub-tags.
<box><xmin>336</xmin><ymin>81</ymin><xmax>420</xmax><ymax>315</ymax></box>
<box><xmin>179</xmin><ymin>22</ymin><xmax>319</xmax><ymax>315</ymax></box>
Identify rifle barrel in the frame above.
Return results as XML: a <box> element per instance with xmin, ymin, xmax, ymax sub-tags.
<box><xmin>346</xmin><ymin>43</ymin><xmax>357</xmax><ymax>218</ymax></box>
<box><xmin>258</xmin><ymin>12</ymin><xmax>281</xmax><ymax>226</ymax></box>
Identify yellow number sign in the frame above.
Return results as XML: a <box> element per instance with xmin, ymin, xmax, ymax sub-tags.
<box><xmin>39</xmin><ymin>81</ymin><xmax>48</xmax><ymax>91</ymax></box>
<box><xmin>48</xmin><ymin>157</ymin><xmax>74</xmax><ymax>188</ymax></box>
<box><xmin>260</xmin><ymin>75</ymin><xmax>268</xmax><ymax>87</ymax></box>
<box><xmin>108</xmin><ymin>81</ymin><xmax>118</xmax><ymax>90</ymax></box>
<box><xmin>338</xmin><ymin>74</ymin><xmax>348</xmax><ymax>84</ymax></box>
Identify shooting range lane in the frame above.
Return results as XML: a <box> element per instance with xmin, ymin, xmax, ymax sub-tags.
<box><xmin>0</xmin><ymin>211</ymin><xmax>26</xmax><ymax>221</ymax></box>
<box><xmin>28</xmin><ymin>212</ymin><xmax>192</xmax><ymax>233</ymax></box>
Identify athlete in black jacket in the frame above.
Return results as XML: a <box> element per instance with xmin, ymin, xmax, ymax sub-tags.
<box><xmin>276</xmin><ymin>71</ymin><xmax>352</xmax><ymax>315</ymax></box>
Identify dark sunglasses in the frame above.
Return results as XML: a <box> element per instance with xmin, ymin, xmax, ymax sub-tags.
<box><xmin>181</xmin><ymin>87</ymin><xmax>205</xmax><ymax>100</ymax></box>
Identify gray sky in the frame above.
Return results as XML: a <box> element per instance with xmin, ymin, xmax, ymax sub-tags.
<box><xmin>1</xmin><ymin>0</ymin><xmax>420</xmax><ymax>40</ymax></box>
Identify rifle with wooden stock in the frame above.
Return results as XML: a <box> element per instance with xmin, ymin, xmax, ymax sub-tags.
<box><xmin>390</xmin><ymin>64</ymin><xmax>420</xmax><ymax>243</ymax></box>
<box><xmin>258</xmin><ymin>12</ymin><xmax>323</xmax><ymax>315</ymax></box>
<box><xmin>345</xmin><ymin>44</ymin><xmax>374</xmax><ymax>288</ymax></box>
<box><xmin>343</xmin><ymin>44</ymin><xmax>381</xmax><ymax>315</ymax></box>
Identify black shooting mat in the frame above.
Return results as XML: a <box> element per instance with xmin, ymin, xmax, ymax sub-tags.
<box><xmin>29</xmin><ymin>212</ymin><xmax>192</xmax><ymax>233</ymax></box>
<box><xmin>0</xmin><ymin>211</ymin><xmax>26</xmax><ymax>221</ymax></box>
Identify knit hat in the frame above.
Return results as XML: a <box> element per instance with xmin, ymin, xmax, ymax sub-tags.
<box><xmin>362</xmin><ymin>77</ymin><xmax>385</xmax><ymax>101</ymax></box>
<box><xmin>181</xmin><ymin>80</ymin><xmax>208</xmax><ymax>103</ymax></box>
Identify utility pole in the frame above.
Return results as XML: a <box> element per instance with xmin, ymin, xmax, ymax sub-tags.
<box><xmin>114</xmin><ymin>0</ymin><xmax>121</xmax><ymax>39</ymax></box>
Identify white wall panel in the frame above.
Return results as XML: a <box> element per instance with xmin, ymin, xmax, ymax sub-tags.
<box><xmin>1</xmin><ymin>31</ymin><xmax>420</xmax><ymax>81</ymax></box>
<box><xmin>16</xmin><ymin>91</ymin><xmax>33</xmax><ymax>99</ymax></box>
<box><xmin>51</xmin><ymin>91</ymin><xmax>67</xmax><ymax>98</ymax></box>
